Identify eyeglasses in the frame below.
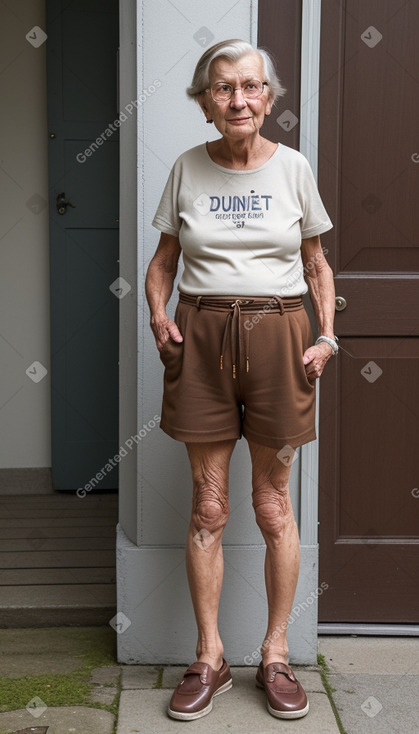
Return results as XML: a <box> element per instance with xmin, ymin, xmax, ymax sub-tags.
<box><xmin>206</xmin><ymin>79</ymin><xmax>268</xmax><ymax>102</ymax></box>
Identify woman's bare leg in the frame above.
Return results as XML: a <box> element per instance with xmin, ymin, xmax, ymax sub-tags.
<box><xmin>248</xmin><ymin>439</ymin><xmax>299</xmax><ymax>666</ymax></box>
<box><xmin>185</xmin><ymin>439</ymin><xmax>236</xmax><ymax>670</ymax></box>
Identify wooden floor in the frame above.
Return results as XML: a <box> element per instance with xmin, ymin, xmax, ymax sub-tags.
<box><xmin>0</xmin><ymin>492</ymin><xmax>118</xmax><ymax>626</ymax></box>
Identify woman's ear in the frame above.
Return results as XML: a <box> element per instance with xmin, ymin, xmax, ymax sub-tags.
<box><xmin>264</xmin><ymin>95</ymin><xmax>274</xmax><ymax>117</ymax></box>
<box><xmin>197</xmin><ymin>94</ymin><xmax>212</xmax><ymax>123</ymax></box>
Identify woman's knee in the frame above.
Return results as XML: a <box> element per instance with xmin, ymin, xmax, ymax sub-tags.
<box><xmin>192</xmin><ymin>483</ymin><xmax>229</xmax><ymax>534</ymax></box>
<box><xmin>253</xmin><ymin>484</ymin><xmax>295</xmax><ymax>538</ymax></box>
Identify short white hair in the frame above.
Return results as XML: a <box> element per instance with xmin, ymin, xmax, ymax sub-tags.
<box><xmin>187</xmin><ymin>38</ymin><xmax>286</xmax><ymax>104</ymax></box>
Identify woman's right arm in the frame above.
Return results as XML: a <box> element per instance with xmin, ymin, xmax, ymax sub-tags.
<box><xmin>145</xmin><ymin>232</ymin><xmax>183</xmax><ymax>350</ymax></box>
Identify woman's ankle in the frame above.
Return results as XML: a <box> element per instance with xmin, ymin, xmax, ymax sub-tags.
<box><xmin>260</xmin><ymin>638</ymin><xmax>289</xmax><ymax>667</ymax></box>
<box><xmin>196</xmin><ymin>640</ymin><xmax>224</xmax><ymax>669</ymax></box>
<box><xmin>196</xmin><ymin>652</ymin><xmax>224</xmax><ymax>669</ymax></box>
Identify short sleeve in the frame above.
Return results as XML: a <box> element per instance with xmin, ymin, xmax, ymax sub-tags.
<box><xmin>297</xmin><ymin>154</ymin><xmax>333</xmax><ymax>239</ymax></box>
<box><xmin>152</xmin><ymin>163</ymin><xmax>181</xmax><ymax>236</ymax></box>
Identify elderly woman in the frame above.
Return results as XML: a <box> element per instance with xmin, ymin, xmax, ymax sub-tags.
<box><xmin>145</xmin><ymin>39</ymin><xmax>337</xmax><ymax>721</ymax></box>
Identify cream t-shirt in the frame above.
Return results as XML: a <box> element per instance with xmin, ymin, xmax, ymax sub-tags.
<box><xmin>152</xmin><ymin>142</ymin><xmax>333</xmax><ymax>296</ymax></box>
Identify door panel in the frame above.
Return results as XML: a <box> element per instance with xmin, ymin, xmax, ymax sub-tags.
<box><xmin>64</xmin><ymin>140</ymin><xmax>119</xmax><ymax>226</ymax></box>
<box><xmin>47</xmin><ymin>0</ymin><xmax>119</xmax><ymax>489</ymax></box>
<box><xmin>318</xmin><ymin>0</ymin><xmax>419</xmax><ymax>622</ymax></box>
<box><xmin>339</xmin><ymin>338</ymin><xmax>419</xmax><ymax>539</ymax></box>
<box><xmin>61</xmin><ymin>8</ymin><xmax>118</xmax><ymax>122</ymax></box>
<box><xmin>52</xmin><ymin>229</ymin><xmax>119</xmax><ymax>480</ymax></box>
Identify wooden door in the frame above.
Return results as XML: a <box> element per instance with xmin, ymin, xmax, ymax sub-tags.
<box><xmin>47</xmin><ymin>0</ymin><xmax>119</xmax><ymax>490</ymax></box>
<box><xmin>318</xmin><ymin>0</ymin><xmax>419</xmax><ymax>622</ymax></box>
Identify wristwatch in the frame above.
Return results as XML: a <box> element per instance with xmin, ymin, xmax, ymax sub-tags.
<box><xmin>315</xmin><ymin>335</ymin><xmax>339</xmax><ymax>355</ymax></box>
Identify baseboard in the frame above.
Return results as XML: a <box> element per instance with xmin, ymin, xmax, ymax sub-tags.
<box><xmin>318</xmin><ymin>623</ymin><xmax>419</xmax><ymax>636</ymax></box>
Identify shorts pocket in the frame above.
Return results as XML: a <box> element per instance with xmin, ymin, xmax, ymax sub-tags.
<box><xmin>299</xmin><ymin>355</ymin><xmax>316</xmax><ymax>390</ymax></box>
<box><xmin>289</xmin><ymin>311</ymin><xmax>315</xmax><ymax>391</ymax></box>
<box><xmin>159</xmin><ymin>339</ymin><xmax>184</xmax><ymax>378</ymax></box>
<box><xmin>302</xmin><ymin>363</ymin><xmax>316</xmax><ymax>390</ymax></box>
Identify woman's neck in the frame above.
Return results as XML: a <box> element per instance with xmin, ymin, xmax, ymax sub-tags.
<box><xmin>207</xmin><ymin>136</ymin><xmax>277</xmax><ymax>170</ymax></box>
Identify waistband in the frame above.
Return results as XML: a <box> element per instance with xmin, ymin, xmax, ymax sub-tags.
<box><xmin>178</xmin><ymin>293</ymin><xmax>304</xmax><ymax>379</ymax></box>
<box><xmin>178</xmin><ymin>293</ymin><xmax>303</xmax><ymax>314</ymax></box>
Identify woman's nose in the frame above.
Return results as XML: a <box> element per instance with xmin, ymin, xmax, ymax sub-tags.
<box><xmin>230</xmin><ymin>88</ymin><xmax>247</xmax><ymax>108</ymax></box>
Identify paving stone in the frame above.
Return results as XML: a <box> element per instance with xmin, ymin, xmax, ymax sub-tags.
<box><xmin>89</xmin><ymin>665</ymin><xmax>121</xmax><ymax>686</ymax></box>
<box><xmin>0</xmin><ymin>706</ymin><xmax>115</xmax><ymax>734</ymax></box>
<box><xmin>318</xmin><ymin>636</ymin><xmax>419</xmax><ymax>675</ymax></box>
<box><xmin>117</xmin><ymin>668</ymin><xmax>339</xmax><ymax>734</ymax></box>
<box><xmin>327</xmin><ymin>672</ymin><xmax>419</xmax><ymax>734</ymax></box>
<box><xmin>318</xmin><ymin>637</ymin><xmax>419</xmax><ymax>734</ymax></box>
<box><xmin>120</xmin><ymin>665</ymin><xmax>161</xmax><ymax>689</ymax></box>
<box><xmin>89</xmin><ymin>685</ymin><xmax>118</xmax><ymax>704</ymax></box>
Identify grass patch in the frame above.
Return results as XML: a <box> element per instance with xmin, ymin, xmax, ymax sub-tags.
<box><xmin>317</xmin><ymin>653</ymin><xmax>348</xmax><ymax>734</ymax></box>
<box><xmin>0</xmin><ymin>627</ymin><xmax>120</xmax><ymax>718</ymax></box>
<box><xmin>152</xmin><ymin>666</ymin><xmax>163</xmax><ymax>689</ymax></box>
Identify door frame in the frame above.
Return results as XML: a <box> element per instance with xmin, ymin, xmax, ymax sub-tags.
<box><xmin>299</xmin><ymin>0</ymin><xmax>322</xmax><ymax>550</ymax></box>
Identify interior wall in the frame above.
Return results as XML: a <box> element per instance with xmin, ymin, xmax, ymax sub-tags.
<box><xmin>0</xmin><ymin>1</ymin><xmax>50</xmax><ymax>469</ymax></box>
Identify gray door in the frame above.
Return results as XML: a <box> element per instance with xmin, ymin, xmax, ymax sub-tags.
<box><xmin>47</xmin><ymin>0</ymin><xmax>119</xmax><ymax>490</ymax></box>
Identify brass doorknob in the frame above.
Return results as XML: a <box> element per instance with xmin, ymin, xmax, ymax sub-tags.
<box><xmin>335</xmin><ymin>296</ymin><xmax>347</xmax><ymax>311</ymax></box>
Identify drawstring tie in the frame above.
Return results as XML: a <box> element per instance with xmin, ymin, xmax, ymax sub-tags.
<box><xmin>179</xmin><ymin>292</ymin><xmax>301</xmax><ymax>381</ymax></box>
<box><xmin>219</xmin><ymin>300</ymin><xmax>250</xmax><ymax>378</ymax></box>
<box><xmin>219</xmin><ymin>296</ymin><xmax>285</xmax><ymax>378</ymax></box>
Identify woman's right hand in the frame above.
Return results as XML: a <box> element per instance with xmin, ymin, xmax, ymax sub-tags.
<box><xmin>150</xmin><ymin>314</ymin><xmax>183</xmax><ymax>352</ymax></box>
<box><xmin>145</xmin><ymin>233</ymin><xmax>183</xmax><ymax>352</ymax></box>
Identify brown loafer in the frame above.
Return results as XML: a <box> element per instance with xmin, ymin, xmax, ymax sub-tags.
<box><xmin>168</xmin><ymin>659</ymin><xmax>232</xmax><ymax>720</ymax></box>
<box><xmin>256</xmin><ymin>661</ymin><xmax>309</xmax><ymax>719</ymax></box>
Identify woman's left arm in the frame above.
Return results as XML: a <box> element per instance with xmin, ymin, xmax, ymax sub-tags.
<box><xmin>301</xmin><ymin>235</ymin><xmax>336</xmax><ymax>382</ymax></box>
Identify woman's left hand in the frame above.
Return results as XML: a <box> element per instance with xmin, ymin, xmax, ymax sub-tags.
<box><xmin>303</xmin><ymin>342</ymin><xmax>334</xmax><ymax>383</ymax></box>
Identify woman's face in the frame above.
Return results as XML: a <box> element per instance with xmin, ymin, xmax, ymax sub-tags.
<box><xmin>200</xmin><ymin>52</ymin><xmax>274</xmax><ymax>140</ymax></box>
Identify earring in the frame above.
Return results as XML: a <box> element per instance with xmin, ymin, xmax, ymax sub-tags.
<box><xmin>206</xmin><ymin>119</ymin><xmax>213</xmax><ymax>124</ymax></box>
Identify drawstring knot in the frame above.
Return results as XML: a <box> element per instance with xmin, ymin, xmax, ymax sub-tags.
<box><xmin>177</xmin><ymin>292</ymin><xmax>300</xmax><ymax>381</ymax></box>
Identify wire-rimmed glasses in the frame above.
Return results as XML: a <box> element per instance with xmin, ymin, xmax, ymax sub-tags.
<box><xmin>206</xmin><ymin>79</ymin><xmax>268</xmax><ymax>102</ymax></box>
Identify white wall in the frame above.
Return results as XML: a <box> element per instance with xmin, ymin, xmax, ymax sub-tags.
<box><xmin>0</xmin><ymin>1</ymin><xmax>50</xmax><ymax>469</ymax></box>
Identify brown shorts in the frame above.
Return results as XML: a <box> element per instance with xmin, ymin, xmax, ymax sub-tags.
<box><xmin>159</xmin><ymin>293</ymin><xmax>316</xmax><ymax>450</ymax></box>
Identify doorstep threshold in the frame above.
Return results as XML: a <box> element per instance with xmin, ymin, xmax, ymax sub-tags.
<box><xmin>318</xmin><ymin>623</ymin><xmax>419</xmax><ymax>636</ymax></box>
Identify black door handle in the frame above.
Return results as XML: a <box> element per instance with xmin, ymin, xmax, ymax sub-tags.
<box><xmin>56</xmin><ymin>192</ymin><xmax>76</xmax><ymax>215</ymax></box>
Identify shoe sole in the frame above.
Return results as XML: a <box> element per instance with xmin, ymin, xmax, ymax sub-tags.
<box><xmin>267</xmin><ymin>699</ymin><xmax>309</xmax><ymax>719</ymax></box>
<box><xmin>256</xmin><ymin>679</ymin><xmax>310</xmax><ymax>719</ymax></box>
<box><xmin>167</xmin><ymin>678</ymin><xmax>233</xmax><ymax>721</ymax></box>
